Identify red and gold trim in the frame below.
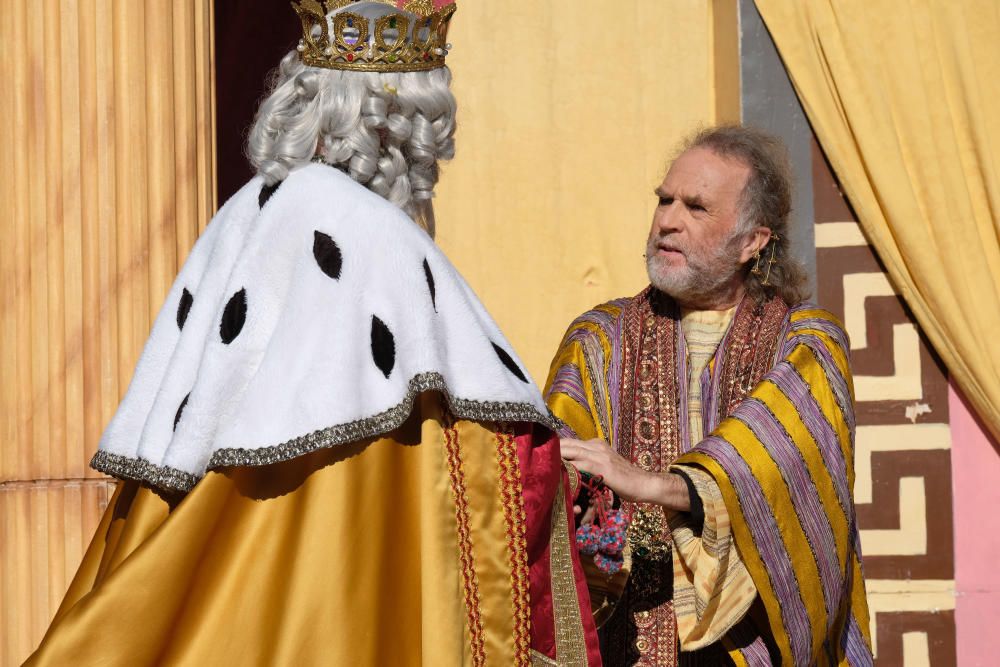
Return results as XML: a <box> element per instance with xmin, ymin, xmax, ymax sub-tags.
<box><xmin>604</xmin><ymin>291</ymin><xmax>681</xmax><ymax>665</ymax></box>
<box><xmin>495</xmin><ymin>425</ymin><xmax>531</xmax><ymax>666</ymax></box>
<box><xmin>444</xmin><ymin>419</ymin><xmax>487</xmax><ymax>666</ymax></box>
<box><xmin>715</xmin><ymin>295</ymin><xmax>789</xmax><ymax>418</ymax></box>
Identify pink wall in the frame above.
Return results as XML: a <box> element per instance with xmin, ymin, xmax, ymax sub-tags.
<box><xmin>951</xmin><ymin>382</ymin><xmax>1000</xmax><ymax>666</ymax></box>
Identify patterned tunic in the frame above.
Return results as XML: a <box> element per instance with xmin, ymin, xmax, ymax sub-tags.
<box><xmin>545</xmin><ymin>287</ymin><xmax>874</xmax><ymax>666</ymax></box>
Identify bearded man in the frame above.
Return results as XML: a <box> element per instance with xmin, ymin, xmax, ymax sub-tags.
<box><xmin>546</xmin><ymin>126</ymin><xmax>873</xmax><ymax>666</ymax></box>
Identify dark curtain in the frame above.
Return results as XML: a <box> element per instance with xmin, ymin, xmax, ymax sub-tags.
<box><xmin>214</xmin><ymin>1</ymin><xmax>300</xmax><ymax>204</ymax></box>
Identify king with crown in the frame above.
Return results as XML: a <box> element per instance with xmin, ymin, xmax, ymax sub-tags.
<box><xmin>26</xmin><ymin>2</ymin><xmax>601</xmax><ymax>665</ymax></box>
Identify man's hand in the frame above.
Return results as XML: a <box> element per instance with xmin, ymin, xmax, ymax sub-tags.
<box><xmin>560</xmin><ymin>437</ymin><xmax>652</xmax><ymax>503</ymax></box>
<box><xmin>560</xmin><ymin>437</ymin><xmax>691</xmax><ymax>511</ymax></box>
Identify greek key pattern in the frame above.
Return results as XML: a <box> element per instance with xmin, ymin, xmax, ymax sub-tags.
<box><xmin>812</xmin><ymin>142</ymin><xmax>956</xmax><ymax>666</ymax></box>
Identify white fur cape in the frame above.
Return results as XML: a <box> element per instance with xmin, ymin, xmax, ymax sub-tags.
<box><xmin>92</xmin><ymin>163</ymin><xmax>556</xmax><ymax>492</ymax></box>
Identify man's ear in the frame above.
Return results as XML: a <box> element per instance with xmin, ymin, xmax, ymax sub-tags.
<box><xmin>739</xmin><ymin>227</ymin><xmax>772</xmax><ymax>264</ymax></box>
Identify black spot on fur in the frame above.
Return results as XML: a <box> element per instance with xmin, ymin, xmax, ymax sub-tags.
<box><xmin>492</xmin><ymin>342</ymin><xmax>528</xmax><ymax>383</ymax></box>
<box><xmin>220</xmin><ymin>288</ymin><xmax>247</xmax><ymax>344</ymax></box>
<box><xmin>259</xmin><ymin>181</ymin><xmax>281</xmax><ymax>208</ymax></box>
<box><xmin>177</xmin><ymin>288</ymin><xmax>193</xmax><ymax>330</ymax></box>
<box><xmin>423</xmin><ymin>258</ymin><xmax>437</xmax><ymax>311</ymax></box>
<box><xmin>370</xmin><ymin>315</ymin><xmax>396</xmax><ymax>378</ymax></box>
<box><xmin>313</xmin><ymin>231</ymin><xmax>343</xmax><ymax>280</ymax></box>
<box><xmin>174</xmin><ymin>393</ymin><xmax>190</xmax><ymax>431</ymax></box>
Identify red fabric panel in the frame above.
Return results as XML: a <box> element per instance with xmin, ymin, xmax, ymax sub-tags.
<box><xmin>515</xmin><ymin>422</ymin><xmax>559</xmax><ymax>659</ymax></box>
<box><xmin>514</xmin><ymin>423</ymin><xmax>602</xmax><ymax>665</ymax></box>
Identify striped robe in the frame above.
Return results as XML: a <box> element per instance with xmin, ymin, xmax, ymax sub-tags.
<box><xmin>545</xmin><ymin>288</ymin><xmax>873</xmax><ymax>666</ymax></box>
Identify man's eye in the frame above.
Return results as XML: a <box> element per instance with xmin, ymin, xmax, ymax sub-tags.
<box><xmin>658</xmin><ymin>196</ymin><xmax>673</xmax><ymax>207</ymax></box>
<box><xmin>690</xmin><ymin>203</ymin><xmax>705</xmax><ymax>212</ymax></box>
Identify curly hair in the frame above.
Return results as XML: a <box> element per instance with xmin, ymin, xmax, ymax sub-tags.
<box><xmin>247</xmin><ymin>51</ymin><xmax>457</xmax><ymax>234</ymax></box>
<box><xmin>683</xmin><ymin>125</ymin><xmax>811</xmax><ymax>306</ymax></box>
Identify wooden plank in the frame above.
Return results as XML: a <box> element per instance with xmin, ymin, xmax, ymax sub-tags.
<box><xmin>0</xmin><ymin>480</ymin><xmax>117</xmax><ymax>665</ymax></box>
<box><xmin>1</xmin><ymin>0</ymin><xmax>216</xmax><ymax>484</ymax></box>
<box><xmin>1</xmin><ymin>0</ymin><xmax>215</xmax><ymax>660</ymax></box>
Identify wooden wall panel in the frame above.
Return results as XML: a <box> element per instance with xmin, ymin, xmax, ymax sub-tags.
<box><xmin>0</xmin><ymin>481</ymin><xmax>117</xmax><ymax>666</ymax></box>
<box><xmin>0</xmin><ymin>1</ymin><xmax>215</xmax><ymax>663</ymax></box>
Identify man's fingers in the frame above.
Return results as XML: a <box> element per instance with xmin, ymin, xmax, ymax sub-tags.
<box><xmin>561</xmin><ymin>437</ymin><xmax>603</xmax><ymax>458</ymax></box>
<box><xmin>560</xmin><ymin>438</ymin><xmax>584</xmax><ymax>454</ymax></box>
<box><xmin>561</xmin><ymin>438</ymin><xmax>607</xmax><ymax>477</ymax></box>
<box><xmin>560</xmin><ymin>440</ymin><xmax>589</xmax><ymax>463</ymax></box>
<box><xmin>560</xmin><ymin>448</ymin><xmax>582</xmax><ymax>463</ymax></box>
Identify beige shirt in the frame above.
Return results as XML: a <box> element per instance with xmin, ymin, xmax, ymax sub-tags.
<box><xmin>671</xmin><ymin>306</ymin><xmax>757</xmax><ymax>650</ymax></box>
<box><xmin>681</xmin><ymin>306</ymin><xmax>737</xmax><ymax>448</ymax></box>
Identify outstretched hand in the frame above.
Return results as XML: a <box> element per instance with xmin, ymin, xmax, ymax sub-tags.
<box><xmin>560</xmin><ymin>437</ymin><xmax>649</xmax><ymax>503</ymax></box>
<box><xmin>561</xmin><ymin>437</ymin><xmax>692</xmax><ymax>511</ymax></box>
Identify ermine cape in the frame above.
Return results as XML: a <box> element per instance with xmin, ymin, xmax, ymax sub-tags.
<box><xmin>93</xmin><ymin>162</ymin><xmax>555</xmax><ymax>491</ymax></box>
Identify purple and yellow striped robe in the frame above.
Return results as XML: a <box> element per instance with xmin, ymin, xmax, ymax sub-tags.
<box><xmin>545</xmin><ymin>291</ymin><xmax>873</xmax><ymax>666</ymax></box>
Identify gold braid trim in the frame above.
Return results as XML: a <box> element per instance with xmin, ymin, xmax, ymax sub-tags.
<box><xmin>495</xmin><ymin>425</ymin><xmax>531</xmax><ymax>666</ymax></box>
<box><xmin>444</xmin><ymin>418</ymin><xmax>486</xmax><ymax>666</ymax></box>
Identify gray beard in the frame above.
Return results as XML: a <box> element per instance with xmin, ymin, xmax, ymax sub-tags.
<box><xmin>645</xmin><ymin>233</ymin><xmax>744</xmax><ymax>305</ymax></box>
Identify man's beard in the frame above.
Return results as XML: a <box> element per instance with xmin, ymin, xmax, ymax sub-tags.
<box><xmin>645</xmin><ymin>231</ymin><xmax>745</xmax><ymax>306</ymax></box>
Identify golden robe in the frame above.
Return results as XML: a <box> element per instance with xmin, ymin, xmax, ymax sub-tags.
<box><xmin>28</xmin><ymin>395</ymin><xmax>602</xmax><ymax>666</ymax></box>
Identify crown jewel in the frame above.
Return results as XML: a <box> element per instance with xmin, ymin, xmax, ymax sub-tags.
<box><xmin>292</xmin><ymin>0</ymin><xmax>456</xmax><ymax>72</ymax></box>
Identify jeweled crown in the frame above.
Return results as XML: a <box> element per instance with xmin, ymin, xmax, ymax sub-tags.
<box><xmin>292</xmin><ymin>0</ymin><xmax>456</xmax><ymax>72</ymax></box>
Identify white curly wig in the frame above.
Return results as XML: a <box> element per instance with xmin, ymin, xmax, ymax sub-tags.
<box><xmin>247</xmin><ymin>51</ymin><xmax>457</xmax><ymax>235</ymax></box>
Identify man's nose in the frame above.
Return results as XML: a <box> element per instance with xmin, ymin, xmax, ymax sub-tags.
<box><xmin>655</xmin><ymin>202</ymin><xmax>685</xmax><ymax>234</ymax></box>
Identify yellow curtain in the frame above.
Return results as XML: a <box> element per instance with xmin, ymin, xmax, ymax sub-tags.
<box><xmin>754</xmin><ymin>0</ymin><xmax>1000</xmax><ymax>441</ymax></box>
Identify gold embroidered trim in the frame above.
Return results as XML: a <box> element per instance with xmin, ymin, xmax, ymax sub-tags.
<box><xmin>496</xmin><ymin>426</ymin><xmax>531</xmax><ymax>666</ymax></box>
<box><xmin>564</xmin><ymin>460</ymin><xmax>581</xmax><ymax>497</ymax></box>
<box><xmin>530</xmin><ymin>649</ymin><xmax>559</xmax><ymax>666</ymax></box>
<box><xmin>608</xmin><ymin>288</ymin><xmax>682</xmax><ymax>665</ymax></box>
<box><xmin>715</xmin><ymin>296</ymin><xmax>788</xmax><ymax>419</ymax></box>
<box><xmin>445</xmin><ymin>419</ymin><xmax>486</xmax><ymax>666</ymax></box>
<box><xmin>549</xmin><ymin>477</ymin><xmax>589</xmax><ymax>666</ymax></box>
<box><xmin>622</xmin><ymin>290</ymin><xmax>679</xmax><ymax>564</ymax></box>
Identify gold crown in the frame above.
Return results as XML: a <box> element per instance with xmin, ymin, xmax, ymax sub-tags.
<box><xmin>292</xmin><ymin>0</ymin><xmax>457</xmax><ymax>72</ymax></box>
